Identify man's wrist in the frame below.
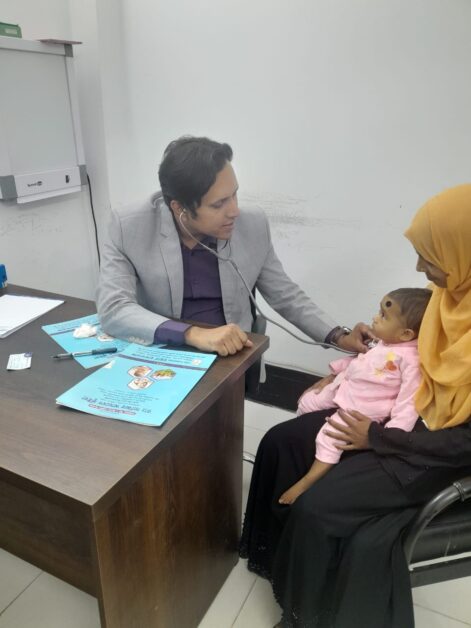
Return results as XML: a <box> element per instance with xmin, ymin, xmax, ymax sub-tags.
<box><xmin>184</xmin><ymin>325</ymin><xmax>197</xmax><ymax>344</ymax></box>
<box><xmin>325</xmin><ymin>325</ymin><xmax>352</xmax><ymax>347</ymax></box>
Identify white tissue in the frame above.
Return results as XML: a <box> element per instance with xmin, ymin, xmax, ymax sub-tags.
<box><xmin>73</xmin><ymin>323</ymin><xmax>97</xmax><ymax>338</ymax></box>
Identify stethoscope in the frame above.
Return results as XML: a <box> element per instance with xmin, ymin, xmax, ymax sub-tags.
<box><xmin>178</xmin><ymin>210</ymin><xmax>354</xmax><ymax>354</ymax></box>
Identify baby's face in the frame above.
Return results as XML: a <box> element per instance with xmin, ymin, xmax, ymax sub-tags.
<box><xmin>371</xmin><ymin>296</ymin><xmax>411</xmax><ymax>344</ymax></box>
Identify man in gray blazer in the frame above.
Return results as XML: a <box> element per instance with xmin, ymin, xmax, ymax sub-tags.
<box><xmin>97</xmin><ymin>137</ymin><xmax>368</xmax><ymax>356</ymax></box>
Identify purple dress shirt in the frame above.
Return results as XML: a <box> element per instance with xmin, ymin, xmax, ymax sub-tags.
<box><xmin>153</xmin><ymin>237</ymin><xmax>226</xmax><ymax>345</ymax></box>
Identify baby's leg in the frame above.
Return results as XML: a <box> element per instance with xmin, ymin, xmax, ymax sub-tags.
<box><xmin>279</xmin><ymin>409</ymin><xmax>346</xmax><ymax>505</ymax></box>
<box><xmin>279</xmin><ymin>459</ymin><xmax>333</xmax><ymax>504</ymax></box>
<box><xmin>315</xmin><ymin>410</ymin><xmax>347</xmax><ymax>465</ymax></box>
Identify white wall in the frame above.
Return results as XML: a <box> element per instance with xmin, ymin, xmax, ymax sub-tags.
<box><xmin>1</xmin><ymin>1</ymin><xmax>471</xmax><ymax>373</ymax></box>
<box><xmin>96</xmin><ymin>0</ymin><xmax>471</xmax><ymax>373</ymax></box>
<box><xmin>68</xmin><ymin>0</ymin><xmax>111</xmax><ymax>241</ymax></box>
<box><xmin>0</xmin><ymin>0</ymin><xmax>101</xmax><ymax>299</ymax></box>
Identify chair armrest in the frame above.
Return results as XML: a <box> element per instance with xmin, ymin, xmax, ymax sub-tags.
<box><xmin>403</xmin><ymin>475</ymin><xmax>471</xmax><ymax>564</ymax></box>
<box><xmin>243</xmin><ymin>452</ymin><xmax>256</xmax><ymax>464</ymax></box>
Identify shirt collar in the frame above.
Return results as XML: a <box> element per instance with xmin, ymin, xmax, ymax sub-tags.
<box><xmin>180</xmin><ymin>234</ymin><xmax>217</xmax><ymax>251</ymax></box>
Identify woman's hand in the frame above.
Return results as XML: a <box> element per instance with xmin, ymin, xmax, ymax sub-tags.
<box><xmin>324</xmin><ymin>409</ymin><xmax>372</xmax><ymax>450</ymax></box>
<box><xmin>336</xmin><ymin>323</ymin><xmax>376</xmax><ymax>354</ymax></box>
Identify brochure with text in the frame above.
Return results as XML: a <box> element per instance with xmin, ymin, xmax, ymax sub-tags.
<box><xmin>56</xmin><ymin>343</ymin><xmax>217</xmax><ymax>427</ymax></box>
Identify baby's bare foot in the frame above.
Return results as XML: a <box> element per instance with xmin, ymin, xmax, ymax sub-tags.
<box><xmin>279</xmin><ymin>478</ymin><xmax>310</xmax><ymax>505</ymax></box>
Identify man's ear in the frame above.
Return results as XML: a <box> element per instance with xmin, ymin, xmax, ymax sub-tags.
<box><xmin>170</xmin><ymin>199</ymin><xmax>182</xmax><ymax>214</ymax></box>
<box><xmin>399</xmin><ymin>328</ymin><xmax>416</xmax><ymax>342</ymax></box>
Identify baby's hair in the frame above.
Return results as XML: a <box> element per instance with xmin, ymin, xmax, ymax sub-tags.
<box><xmin>386</xmin><ymin>288</ymin><xmax>433</xmax><ymax>333</ymax></box>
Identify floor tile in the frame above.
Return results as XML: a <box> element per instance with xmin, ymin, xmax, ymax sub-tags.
<box><xmin>413</xmin><ymin>576</ymin><xmax>471</xmax><ymax>625</ymax></box>
<box><xmin>0</xmin><ymin>549</ymin><xmax>41</xmax><ymax>613</ymax></box>
<box><xmin>198</xmin><ymin>559</ymin><xmax>257</xmax><ymax>628</ymax></box>
<box><xmin>233</xmin><ymin>576</ymin><xmax>281</xmax><ymax>628</ymax></box>
<box><xmin>244</xmin><ymin>400</ymin><xmax>292</xmax><ymax>433</ymax></box>
<box><xmin>414</xmin><ymin>604</ymin><xmax>471</xmax><ymax>627</ymax></box>
<box><xmin>0</xmin><ymin>572</ymin><xmax>100</xmax><ymax>628</ymax></box>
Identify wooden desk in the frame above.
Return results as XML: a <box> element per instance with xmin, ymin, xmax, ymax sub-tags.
<box><xmin>0</xmin><ymin>286</ymin><xmax>268</xmax><ymax>627</ymax></box>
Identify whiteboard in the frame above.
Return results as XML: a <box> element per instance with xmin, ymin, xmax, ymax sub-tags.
<box><xmin>0</xmin><ymin>37</ymin><xmax>85</xmax><ymax>201</ymax></box>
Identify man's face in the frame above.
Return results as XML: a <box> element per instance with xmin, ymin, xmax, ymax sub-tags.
<box><xmin>179</xmin><ymin>162</ymin><xmax>239</xmax><ymax>240</ymax></box>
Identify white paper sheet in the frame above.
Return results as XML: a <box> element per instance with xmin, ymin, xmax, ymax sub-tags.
<box><xmin>0</xmin><ymin>294</ymin><xmax>64</xmax><ymax>338</ymax></box>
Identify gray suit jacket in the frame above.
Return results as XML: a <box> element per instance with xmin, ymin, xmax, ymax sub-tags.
<box><xmin>97</xmin><ymin>193</ymin><xmax>338</xmax><ymax>345</ymax></box>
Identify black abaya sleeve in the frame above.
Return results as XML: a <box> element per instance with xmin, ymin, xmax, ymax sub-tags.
<box><xmin>369</xmin><ymin>420</ymin><xmax>471</xmax><ymax>468</ymax></box>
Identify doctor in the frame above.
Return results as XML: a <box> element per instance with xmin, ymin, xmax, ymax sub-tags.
<box><xmin>97</xmin><ymin>136</ymin><xmax>369</xmax><ymax>356</ymax></box>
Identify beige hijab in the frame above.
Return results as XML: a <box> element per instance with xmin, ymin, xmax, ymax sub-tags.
<box><xmin>404</xmin><ymin>184</ymin><xmax>471</xmax><ymax>429</ymax></box>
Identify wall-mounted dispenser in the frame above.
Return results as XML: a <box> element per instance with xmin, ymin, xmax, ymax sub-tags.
<box><xmin>0</xmin><ymin>36</ymin><xmax>86</xmax><ymax>204</ymax></box>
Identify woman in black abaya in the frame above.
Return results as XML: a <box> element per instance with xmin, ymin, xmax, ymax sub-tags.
<box><xmin>240</xmin><ymin>184</ymin><xmax>471</xmax><ymax>627</ymax></box>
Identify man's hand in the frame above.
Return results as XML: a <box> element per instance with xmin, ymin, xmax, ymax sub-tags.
<box><xmin>184</xmin><ymin>323</ymin><xmax>253</xmax><ymax>356</ymax></box>
<box><xmin>336</xmin><ymin>323</ymin><xmax>376</xmax><ymax>354</ymax></box>
<box><xmin>324</xmin><ymin>409</ymin><xmax>372</xmax><ymax>450</ymax></box>
<box><xmin>297</xmin><ymin>374</ymin><xmax>335</xmax><ymax>404</ymax></box>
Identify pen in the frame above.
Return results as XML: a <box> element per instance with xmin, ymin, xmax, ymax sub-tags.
<box><xmin>52</xmin><ymin>347</ymin><xmax>118</xmax><ymax>359</ymax></box>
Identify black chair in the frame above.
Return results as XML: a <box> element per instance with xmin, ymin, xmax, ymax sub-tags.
<box><xmin>404</xmin><ymin>475</ymin><xmax>471</xmax><ymax>587</ymax></box>
<box><xmin>243</xmin><ymin>452</ymin><xmax>256</xmax><ymax>465</ymax></box>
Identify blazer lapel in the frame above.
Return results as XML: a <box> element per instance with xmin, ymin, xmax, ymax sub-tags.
<box><xmin>160</xmin><ymin>206</ymin><xmax>184</xmax><ymax>318</ymax></box>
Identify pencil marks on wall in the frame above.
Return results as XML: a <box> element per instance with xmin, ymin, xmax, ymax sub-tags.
<box><xmin>0</xmin><ymin>209</ymin><xmax>65</xmax><ymax>238</ymax></box>
<box><xmin>240</xmin><ymin>191</ymin><xmax>363</xmax><ymax>246</ymax></box>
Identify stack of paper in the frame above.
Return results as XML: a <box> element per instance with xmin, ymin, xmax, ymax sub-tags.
<box><xmin>0</xmin><ymin>294</ymin><xmax>63</xmax><ymax>338</ymax></box>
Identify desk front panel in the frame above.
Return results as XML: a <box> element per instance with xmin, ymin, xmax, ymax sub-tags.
<box><xmin>0</xmin><ymin>477</ymin><xmax>95</xmax><ymax>594</ymax></box>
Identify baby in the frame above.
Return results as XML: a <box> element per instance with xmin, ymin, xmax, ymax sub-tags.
<box><xmin>279</xmin><ymin>287</ymin><xmax>432</xmax><ymax>505</ymax></box>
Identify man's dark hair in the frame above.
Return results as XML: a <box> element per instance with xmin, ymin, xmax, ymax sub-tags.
<box><xmin>387</xmin><ymin>287</ymin><xmax>433</xmax><ymax>333</ymax></box>
<box><xmin>158</xmin><ymin>136</ymin><xmax>233</xmax><ymax>216</ymax></box>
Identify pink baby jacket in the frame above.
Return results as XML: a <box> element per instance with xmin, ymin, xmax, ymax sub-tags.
<box><xmin>298</xmin><ymin>339</ymin><xmax>421</xmax><ymax>430</ymax></box>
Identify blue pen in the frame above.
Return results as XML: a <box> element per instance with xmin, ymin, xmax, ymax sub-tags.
<box><xmin>52</xmin><ymin>347</ymin><xmax>118</xmax><ymax>359</ymax></box>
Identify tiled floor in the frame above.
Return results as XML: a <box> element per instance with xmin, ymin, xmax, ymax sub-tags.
<box><xmin>1</xmin><ymin>400</ymin><xmax>470</xmax><ymax>627</ymax></box>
